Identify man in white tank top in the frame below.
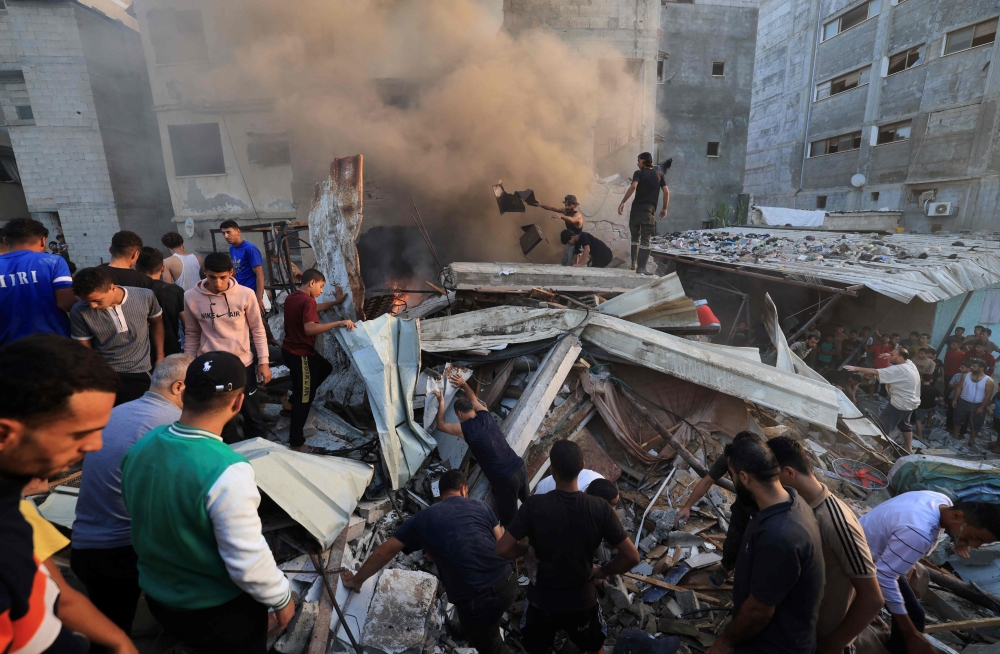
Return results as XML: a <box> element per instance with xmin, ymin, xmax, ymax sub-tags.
<box><xmin>160</xmin><ymin>232</ymin><xmax>203</xmax><ymax>292</ymax></box>
<box><xmin>951</xmin><ymin>357</ymin><xmax>995</xmax><ymax>445</ymax></box>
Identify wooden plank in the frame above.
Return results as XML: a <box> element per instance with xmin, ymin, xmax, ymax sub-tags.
<box><xmin>307</xmin><ymin>528</ymin><xmax>349</xmax><ymax>654</ymax></box>
<box><xmin>925</xmin><ymin>617</ymin><xmax>1000</xmax><ymax>634</ymax></box>
<box><xmin>624</xmin><ymin>573</ymin><xmax>720</xmax><ymax>605</ymax></box>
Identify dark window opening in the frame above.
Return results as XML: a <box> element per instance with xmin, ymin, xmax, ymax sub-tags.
<box><xmin>839</xmin><ymin>4</ymin><xmax>870</xmax><ymax>32</ymax></box>
<box><xmin>871</xmin><ymin>191</ymin><xmax>880</xmax><ymax>201</ymax></box>
<box><xmin>707</xmin><ymin>141</ymin><xmax>720</xmax><ymax>157</ymax></box>
<box><xmin>147</xmin><ymin>8</ymin><xmax>209</xmax><ymax>65</ymax></box>
<box><xmin>15</xmin><ymin>106</ymin><xmax>32</xmax><ymax>120</ymax></box>
<box><xmin>247</xmin><ymin>141</ymin><xmax>291</xmax><ymax>167</ymax></box>
<box><xmin>810</xmin><ymin>131</ymin><xmax>863</xmax><ymax>157</ymax></box>
<box><xmin>816</xmin><ymin>195</ymin><xmax>828</xmax><ymax>209</ymax></box>
<box><xmin>168</xmin><ymin>123</ymin><xmax>225</xmax><ymax>176</ymax></box>
<box><xmin>876</xmin><ymin>121</ymin><xmax>911</xmax><ymax>144</ymax></box>
<box><xmin>887</xmin><ymin>46</ymin><xmax>923</xmax><ymax>75</ymax></box>
<box><xmin>945</xmin><ymin>18</ymin><xmax>998</xmax><ymax>55</ymax></box>
<box><xmin>657</xmin><ymin>59</ymin><xmax>665</xmax><ymax>83</ymax></box>
<box><xmin>712</xmin><ymin>62</ymin><xmax>725</xmax><ymax>76</ymax></box>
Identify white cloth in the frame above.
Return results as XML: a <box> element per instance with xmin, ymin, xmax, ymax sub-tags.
<box><xmin>204</xmin><ymin>462</ymin><xmax>291</xmax><ymax>608</ymax></box>
<box><xmin>876</xmin><ymin>360</ymin><xmax>921</xmax><ymax>411</ymax></box>
<box><xmin>859</xmin><ymin>491</ymin><xmax>951</xmax><ymax>615</ymax></box>
<box><xmin>171</xmin><ymin>252</ymin><xmax>201</xmax><ymax>291</ymax></box>
<box><xmin>960</xmin><ymin>373</ymin><xmax>989</xmax><ymax>404</ymax></box>
<box><xmin>535</xmin><ymin>469</ymin><xmax>604</xmax><ymax>494</ymax></box>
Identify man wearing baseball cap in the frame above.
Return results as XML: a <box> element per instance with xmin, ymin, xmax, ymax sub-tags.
<box><xmin>528</xmin><ymin>194</ymin><xmax>585</xmax><ymax>265</ymax></box>
<box><xmin>121</xmin><ymin>351</ymin><xmax>294</xmax><ymax>652</ymax></box>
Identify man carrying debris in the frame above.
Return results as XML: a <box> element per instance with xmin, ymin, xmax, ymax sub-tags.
<box><xmin>342</xmin><ymin>470</ymin><xmax>517</xmax><ymax>654</ymax></box>
<box><xmin>563</xmin><ymin>230</ymin><xmax>614</xmax><ymax>268</ymax></box>
<box><xmin>282</xmin><ymin>269</ymin><xmax>355</xmax><ymax>452</ymax></box>
<box><xmin>184</xmin><ymin>252</ymin><xmax>271</xmax><ymax>442</ymax></box>
<box><xmin>844</xmin><ymin>346</ymin><xmax>920</xmax><ymax>453</ymax></box>
<box><xmin>121</xmin><ymin>352</ymin><xmax>294</xmax><ymax>653</ymax></box>
<box><xmin>706</xmin><ymin>433</ymin><xmax>823</xmax><ymax>654</ymax></box>
<box><xmin>767</xmin><ymin>437</ymin><xmax>883</xmax><ymax>654</ymax></box>
<box><xmin>860</xmin><ymin>492</ymin><xmax>1000</xmax><ymax>654</ymax></box>
<box><xmin>433</xmin><ymin>372</ymin><xmax>529</xmax><ymax>526</ymax></box>
<box><xmin>497</xmin><ymin>440</ymin><xmax>640</xmax><ymax>654</ymax></box>
<box><xmin>950</xmin><ymin>357</ymin><xmax>994</xmax><ymax>446</ymax></box>
<box><xmin>71</xmin><ymin>354</ymin><xmax>191</xmax><ymax>635</ymax></box>
<box><xmin>529</xmin><ymin>194</ymin><xmax>585</xmax><ymax>266</ymax></box>
<box><xmin>619</xmin><ymin>152</ymin><xmax>669</xmax><ymax>273</ymax></box>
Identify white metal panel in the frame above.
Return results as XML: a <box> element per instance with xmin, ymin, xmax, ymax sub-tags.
<box><xmin>597</xmin><ymin>273</ymin><xmax>688</xmax><ymax>318</ymax></box>
<box><xmin>419</xmin><ymin>307</ymin><xmax>586</xmax><ymax>352</ymax></box>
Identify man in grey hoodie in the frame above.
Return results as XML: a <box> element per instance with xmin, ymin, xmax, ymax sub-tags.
<box><xmin>183</xmin><ymin>252</ymin><xmax>270</xmax><ymax>441</ymax></box>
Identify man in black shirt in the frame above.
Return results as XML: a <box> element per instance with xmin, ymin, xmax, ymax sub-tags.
<box><xmin>706</xmin><ymin>433</ymin><xmax>823</xmax><ymax>654</ymax></box>
<box><xmin>100</xmin><ymin>230</ymin><xmax>153</xmax><ymax>289</ymax></box>
<box><xmin>137</xmin><ymin>247</ymin><xmax>185</xmax><ymax>360</ymax></box>
<box><xmin>618</xmin><ymin>152</ymin><xmax>669</xmax><ymax>273</ymax></box>
<box><xmin>562</xmin><ymin>230</ymin><xmax>613</xmax><ymax>268</ymax></box>
<box><xmin>433</xmin><ymin>372</ymin><xmax>529</xmax><ymax>526</ymax></box>
<box><xmin>342</xmin><ymin>471</ymin><xmax>516</xmax><ymax>654</ymax></box>
<box><xmin>497</xmin><ymin>440</ymin><xmax>640</xmax><ymax>654</ymax></box>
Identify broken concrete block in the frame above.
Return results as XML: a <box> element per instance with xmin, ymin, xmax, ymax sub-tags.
<box><xmin>638</xmin><ymin>533</ymin><xmax>660</xmax><ymax>553</ymax></box>
<box><xmin>275</xmin><ymin>600</ymin><xmax>318</xmax><ymax>654</ymax></box>
<box><xmin>684</xmin><ymin>552</ymin><xmax>723</xmax><ymax>570</ymax></box>
<box><xmin>631</xmin><ymin>561</ymin><xmax>654</xmax><ymax>576</ymax></box>
<box><xmin>345</xmin><ymin>515</ymin><xmax>366</xmax><ymax>542</ymax></box>
<box><xmin>332</xmin><ymin>570</ymin><xmax>380</xmax><ymax>648</ymax></box>
<box><xmin>604</xmin><ymin>578</ymin><xmax>631</xmax><ymax>610</ymax></box>
<box><xmin>358</xmin><ymin>498</ymin><xmax>391</xmax><ymax>524</ymax></box>
<box><xmin>674</xmin><ymin>589</ymin><xmax>700</xmax><ymax>616</ymax></box>
<box><xmin>362</xmin><ymin>569</ymin><xmax>439</xmax><ymax>654</ymax></box>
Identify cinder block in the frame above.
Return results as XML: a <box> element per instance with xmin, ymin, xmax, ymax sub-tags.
<box><xmin>361</xmin><ymin>569</ymin><xmax>439</xmax><ymax>654</ymax></box>
<box><xmin>357</xmin><ymin>498</ymin><xmax>391</xmax><ymax>524</ymax></box>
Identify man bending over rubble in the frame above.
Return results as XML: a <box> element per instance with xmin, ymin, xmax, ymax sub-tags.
<box><xmin>433</xmin><ymin>371</ymin><xmax>529</xmax><ymax>526</ymax></box>
<box><xmin>861</xmin><ymin>492</ymin><xmax>1000</xmax><ymax>654</ymax></box>
<box><xmin>121</xmin><ymin>352</ymin><xmax>294</xmax><ymax>653</ymax></box>
<box><xmin>767</xmin><ymin>437</ymin><xmax>882</xmax><ymax>654</ymax></box>
<box><xmin>342</xmin><ymin>470</ymin><xmax>517</xmax><ymax>654</ymax></box>
<box><xmin>706</xmin><ymin>433</ymin><xmax>823</xmax><ymax>654</ymax></box>
<box><xmin>497</xmin><ymin>440</ymin><xmax>640</xmax><ymax>654</ymax></box>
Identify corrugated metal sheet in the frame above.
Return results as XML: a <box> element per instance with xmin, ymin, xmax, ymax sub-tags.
<box><xmin>652</xmin><ymin>228</ymin><xmax>1000</xmax><ymax>303</ymax></box>
<box><xmin>442</xmin><ymin>262</ymin><xmax>651</xmax><ymax>293</ymax></box>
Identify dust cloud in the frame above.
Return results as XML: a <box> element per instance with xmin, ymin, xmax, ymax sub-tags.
<box><xmin>202</xmin><ymin>0</ymin><xmax>623</xmax><ymax>269</ymax></box>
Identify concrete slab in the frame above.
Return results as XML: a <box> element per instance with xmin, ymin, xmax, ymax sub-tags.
<box><xmin>275</xmin><ymin>601</ymin><xmax>318</xmax><ymax>654</ymax></box>
<box><xmin>362</xmin><ymin>569</ymin><xmax>439</xmax><ymax>654</ymax></box>
<box><xmin>358</xmin><ymin>498</ymin><xmax>391</xmax><ymax>524</ymax></box>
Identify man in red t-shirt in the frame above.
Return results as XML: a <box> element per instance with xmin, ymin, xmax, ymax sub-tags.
<box><xmin>281</xmin><ymin>270</ymin><xmax>356</xmax><ymax>452</ymax></box>
<box><xmin>866</xmin><ymin>334</ymin><xmax>895</xmax><ymax>400</ymax></box>
<box><xmin>973</xmin><ymin>343</ymin><xmax>996</xmax><ymax>376</ymax></box>
<box><xmin>944</xmin><ymin>338</ymin><xmax>967</xmax><ymax>379</ymax></box>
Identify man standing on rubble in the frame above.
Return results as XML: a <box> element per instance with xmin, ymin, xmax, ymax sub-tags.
<box><xmin>844</xmin><ymin>346</ymin><xmax>920</xmax><ymax>453</ymax></box>
<box><xmin>220</xmin><ymin>220</ymin><xmax>266</xmax><ymax>311</ymax></box>
<box><xmin>706</xmin><ymin>433</ymin><xmax>823</xmax><ymax>654</ymax></box>
<box><xmin>529</xmin><ymin>195</ymin><xmax>585</xmax><ymax>266</ymax></box>
<box><xmin>497</xmin><ymin>440</ymin><xmax>640</xmax><ymax>654</ymax></box>
<box><xmin>618</xmin><ymin>152</ymin><xmax>668</xmax><ymax>273</ymax></box>
<box><xmin>342</xmin><ymin>470</ymin><xmax>517</xmax><ymax>654</ymax></box>
<box><xmin>767</xmin><ymin>437</ymin><xmax>883</xmax><ymax>654</ymax></box>
<box><xmin>860</xmin><ymin>491</ymin><xmax>1000</xmax><ymax>654</ymax></box>
<box><xmin>950</xmin><ymin>357</ymin><xmax>994</xmax><ymax>446</ymax></box>
<box><xmin>121</xmin><ymin>352</ymin><xmax>294</xmax><ymax>652</ymax></box>
<box><xmin>433</xmin><ymin>372</ymin><xmax>529</xmax><ymax>527</ymax></box>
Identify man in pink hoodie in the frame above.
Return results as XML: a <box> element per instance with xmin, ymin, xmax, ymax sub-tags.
<box><xmin>184</xmin><ymin>252</ymin><xmax>270</xmax><ymax>441</ymax></box>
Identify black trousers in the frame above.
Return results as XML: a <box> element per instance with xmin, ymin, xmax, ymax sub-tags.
<box><xmin>283</xmin><ymin>350</ymin><xmax>333</xmax><ymax>447</ymax></box>
<box><xmin>148</xmin><ymin>592</ymin><xmax>269</xmax><ymax>654</ymax></box>
<box><xmin>722</xmin><ymin>501</ymin><xmax>755</xmax><ymax>572</ymax></box>
<box><xmin>70</xmin><ymin>545</ymin><xmax>142</xmax><ymax>635</ymax></box>
<box><xmin>454</xmin><ymin>569</ymin><xmax>518</xmax><ymax>654</ymax></box>
<box><xmin>115</xmin><ymin>372</ymin><xmax>151</xmax><ymax>407</ymax></box>
<box><xmin>491</xmin><ymin>464</ymin><xmax>529</xmax><ymax>527</ymax></box>
<box><xmin>886</xmin><ymin>576</ymin><xmax>925</xmax><ymax>654</ymax></box>
<box><xmin>222</xmin><ymin>364</ymin><xmax>266</xmax><ymax>444</ymax></box>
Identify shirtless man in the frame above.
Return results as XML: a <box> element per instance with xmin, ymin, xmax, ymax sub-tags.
<box><xmin>160</xmin><ymin>232</ymin><xmax>203</xmax><ymax>292</ymax></box>
<box><xmin>530</xmin><ymin>194</ymin><xmax>584</xmax><ymax>265</ymax></box>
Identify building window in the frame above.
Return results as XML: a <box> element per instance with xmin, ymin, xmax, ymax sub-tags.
<box><xmin>247</xmin><ymin>141</ymin><xmax>291</xmax><ymax>167</ymax></box>
<box><xmin>809</xmin><ymin>131</ymin><xmax>863</xmax><ymax>157</ymax></box>
<box><xmin>707</xmin><ymin>142</ymin><xmax>720</xmax><ymax>157</ymax></box>
<box><xmin>887</xmin><ymin>45</ymin><xmax>923</xmax><ymax>75</ymax></box>
<box><xmin>945</xmin><ymin>18</ymin><xmax>998</xmax><ymax>56</ymax></box>
<box><xmin>657</xmin><ymin>59</ymin><xmax>665</xmax><ymax>84</ymax></box>
<box><xmin>815</xmin><ymin>67</ymin><xmax>870</xmax><ymax>101</ymax></box>
<box><xmin>712</xmin><ymin>62</ymin><xmax>725</xmax><ymax>76</ymax></box>
<box><xmin>823</xmin><ymin>0</ymin><xmax>881</xmax><ymax>41</ymax></box>
<box><xmin>876</xmin><ymin>120</ymin><xmax>911</xmax><ymax>144</ymax></box>
<box><xmin>15</xmin><ymin>106</ymin><xmax>32</xmax><ymax>120</ymax></box>
<box><xmin>871</xmin><ymin>191</ymin><xmax>880</xmax><ymax>201</ymax></box>
<box><xmin>147</xmin><ymin>8</ymin><xmax>209</xmax><ymax>65</ymax></box>
<box><xmin>816</xmin><ymin>196</ymin><xmax>828</xmax><ymax>209</ymax></box>
<box><xmin>168</xmin><ymin>123</ymin><xmax>225</xmax><ymax>176</ymax></box>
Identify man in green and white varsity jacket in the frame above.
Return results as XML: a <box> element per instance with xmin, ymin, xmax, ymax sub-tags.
<box><xmin>121</xmin><ymin>351</ymin><xmax>294</xmax><ymax>653</ymax></box>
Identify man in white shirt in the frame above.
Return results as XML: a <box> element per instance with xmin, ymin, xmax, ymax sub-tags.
<box><xmin>951</xmin><ymin>357</ymin><xmax>995</xmax><ymax>445</ymax></box>
<box><xmin>845</xmin><ymin>346</ymin><xmax>920</xmax><ymax>453</ymax></box>
<box><xmin>860</xmin><ymin>491</ymin><xmax>1000</xmax><ymax>654</ymax></box>
<box><xmin>535</xmin><ymin>468</ymin><xmax>603</xmax><ymax>495</ymax></box>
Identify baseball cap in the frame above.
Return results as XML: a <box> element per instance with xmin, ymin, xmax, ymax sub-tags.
<box><xmin>564</xmin><ymin>194</ymin><xmax>579</xmax><ymax>205</ymax></box>
<box><xmin>185</xmin><ymin>352</ymin><xmax>246</xmax><ymax>395</ymax></box>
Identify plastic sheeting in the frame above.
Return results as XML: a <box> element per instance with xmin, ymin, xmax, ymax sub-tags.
<box><xmin>751</xmin><ymin>206</ymin><xmax>826</xmax><ymax>227</ymax></box>
<box><xmin>335</xmin><ymin>314</ymin><xmax>437</xmax><ymax>489</ymax></box>
<box><xmin>888</xmin><ymin>454</ymin><xmax>1000</xmax><ymax>502</ymax></box>
<box><xmin>580</xmin><ymin>364</ymin><xmax>748</xmax><ymax>465</ymax></box>
<box><xmin>422</xmin><ymin>364</ymin><xmax>473</xmax><ymax>469</ymax></box>
<box><xmin>230</xmin><ymin>438</ymin><xmax>374</xmax><ymax>549</ymax></box>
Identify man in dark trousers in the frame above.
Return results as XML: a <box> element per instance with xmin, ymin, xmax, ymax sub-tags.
<box><xmin>618</xmin><ymin>152</ymin><xmax>669</xmax><ymax>273</ymax></box>
<box><xmin>137</xmin><ymin>247</ymin><xmax>185</xmax><ymax>360</ymax></box>
<box><xmin>705</xmin><ymin>433</ymin><xmax>824</xmax><ymax>654</ymax></box>
<box><xmin>342</xmin><ymin>470</ymin><xmax>517</xmax><ymax>654</ymax></box>
<box><xmin>433</xmin><ymin>372</ymin><xmax>528</xmax><ymax>526</ymax></box>
<box><xmin>281</xmin><ymin>269</ymin><xmax>354</xmax><ymax>452</ymax></box>
<box><xmin>496</xmin><ymin>440</ymin><xmax>640</xmax><ymax>654</ymax></box>
<box><xmin>563</xmin><ymin>230</ymin><xmax>613</xmax><ymax>268</ymax></box>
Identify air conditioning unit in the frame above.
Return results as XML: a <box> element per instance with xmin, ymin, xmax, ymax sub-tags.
<box><xmin>926</xmin><ymin>202</ymin><xmax>954</xmax><ymax>217</ymax></box>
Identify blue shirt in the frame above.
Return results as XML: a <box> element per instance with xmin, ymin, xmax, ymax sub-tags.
<box><xmin>460</xmin><ymin>411</ymin><xmax>525</xmax><ymax>482</ymax></box>
<box><xmin>72</xmin><ymin>392</ymin><xmax>181</xmax><ymax>549</ymax></box>
<box><xmin>0</xmin><ymin>249</ymin><xmax>73</xmax><ymax>345</ymax></box>
<box><xmin>229</xmin><ymin>240</ymin><xmax>263</xmax><ymax>292</ymax></box>
<box><xmin>392</xmin><ymin>496</ymin><xmax>511</xmax><ymax>602</ymax></box>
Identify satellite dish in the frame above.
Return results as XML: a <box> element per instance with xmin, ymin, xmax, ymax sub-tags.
<box><xmin>851</xmin><ymin>174</ymin><xmax>866</xmax><ymax>188</ymax></box>
<box><xmin>183</xmin><ymin>217</ymin><xmax>195</xmax><ymax>239</ymax></box>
